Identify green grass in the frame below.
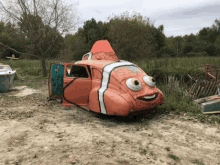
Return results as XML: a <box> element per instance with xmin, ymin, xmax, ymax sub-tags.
<box><xmin>191</xmin><ymin>159</ymin><xmax>204</xmax><ymax>165</ymax></box>
<box><xmin>168</xmin><ymin>154</ymin><xmax>180</xmax><ymax>162</ymax></box>
<box><xmin>140</xmin><ymin>149</ymin><xmax>147</xmax><ymax>155</ymax></box>
<box><xmin>1</xmin><ymin>57</ymin><xmax>220</xmax><ymax>124</ymax></box>
<box><xmin>0</xmin><ymin>59</ymin><xmax>62</xmax><ymax>88</ymax></box>
<box><xmin>133</xmin><ymin>56</ymin><xmax>220</xmax><ymax>70</ymax></box>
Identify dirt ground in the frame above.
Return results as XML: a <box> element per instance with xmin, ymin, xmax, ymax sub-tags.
<box><xmin>1</xmin><ymin>84</ymin><xmax>220</xmax><ymax>165</ymax></box>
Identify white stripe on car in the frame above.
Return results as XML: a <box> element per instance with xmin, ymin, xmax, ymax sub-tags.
<box><xmin>98</xmin><ymin>61</ymin><xmax>136</xmax><ymax>114</ymax></box>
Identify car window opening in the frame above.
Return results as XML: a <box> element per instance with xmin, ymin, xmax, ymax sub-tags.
<box><xmin>66</xmin><ymin>66</ymin><xmax>89</xmax><ymax>78</ymax></box>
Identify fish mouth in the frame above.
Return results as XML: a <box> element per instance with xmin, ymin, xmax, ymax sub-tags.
<box><xmin>137</xmin><ymin>94</ymin><xmax>157</xmax><ymax>101</ymax></box>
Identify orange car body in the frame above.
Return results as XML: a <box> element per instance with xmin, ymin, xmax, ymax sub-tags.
<box><xmin>48</xmin><ymin>40</ymin><xmax>164</xmax><ymax>116</ymax></box>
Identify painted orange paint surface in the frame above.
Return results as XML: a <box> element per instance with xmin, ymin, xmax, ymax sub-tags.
<box><xmin>90</xmin><ymin>40</ymin><xmax>115</xmax><ymax>53</ymax></box>
<box><xmin>49</xmin><ymin>40</ymin><xmax>164</xmax><ymax>116</ymax></box>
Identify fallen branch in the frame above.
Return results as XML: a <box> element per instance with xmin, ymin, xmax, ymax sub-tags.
<box><xmin>0</xmin><ymin>42</ymin><xmax>39</xmax><ymax>58</ymax></box>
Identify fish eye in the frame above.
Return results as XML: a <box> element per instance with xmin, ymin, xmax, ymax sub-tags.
<box><xmin>126</xmin><ymin>78</ymin><xmax>141</xmax><ymax>91</ymax></box>
<box><xmin>143</xmin><ymin>76</ymin><xmax>156</xmax><ymax>87</ymax></box>
<box><xmin>134</xmin><ymin>80</ymin><xmax>139</xmax><ymax>85</ymax></box>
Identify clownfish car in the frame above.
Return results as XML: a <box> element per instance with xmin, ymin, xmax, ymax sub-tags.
<box><xmin>48</xmin><ymin>40</ymin><xmax>164</xmax><ymax>116</ymax></box>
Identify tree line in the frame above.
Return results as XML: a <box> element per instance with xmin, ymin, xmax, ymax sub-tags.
<box><xmin>164</xmin><ymin>19</ymin><xmax>220</xmax><ymax>58</ymax></box>
<box><xmin>65</xmin><ymin>14</ymin><xmax>220</xmax><ymax>60</ymax></box>
<box><xmin>1</xmin><ymin>12</ymin><xmax>219</xmax><ymax>62</ymax></box>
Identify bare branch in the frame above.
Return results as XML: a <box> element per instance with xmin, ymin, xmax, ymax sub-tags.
<box><xmin>0</xmin><ymin>2</ymin><xmax>20</xmax><ymax>22</ymax></box>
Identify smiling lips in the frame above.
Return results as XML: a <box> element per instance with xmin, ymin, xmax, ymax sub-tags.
<box><xmin>137</xmin><ymin>94</ymin><xmax>157</xmax><ymax>101</ymax></box>
<box><xmin>143</xmin><ymin>94</ymin><xmax>156</xmax><ymax>99</ymax></box>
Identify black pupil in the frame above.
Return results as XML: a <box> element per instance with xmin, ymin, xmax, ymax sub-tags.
<box><xmin>134</xmin><ymin>80</ymin><xmax>139</xmax><ymax>85</ymax></box>
<box><xmin>152</xmin><ymin>78</ymin><xmax>155</xmax><ymax>82</ymax></box>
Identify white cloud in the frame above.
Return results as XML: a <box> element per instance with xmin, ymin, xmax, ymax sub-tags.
<box><xmin>75</xmin><ymin>0</ymin><xmax>220</xmax><ymax>37</ymax></box>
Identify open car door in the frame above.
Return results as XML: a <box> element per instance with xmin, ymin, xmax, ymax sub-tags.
<box><xmin>48</xmin><ymin>64</ymin><xmax>64</xmax><ymax>100</ymax></box>
<box><xmin>62</xmin><ymin>63</ymin><xmax>92</xmax><ymax>109</ymax></box>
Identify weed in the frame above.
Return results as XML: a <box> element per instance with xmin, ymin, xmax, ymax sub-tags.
<box><xmin>140</xmin><ymin>149</ymin><xmax>147</xmax><ymax>155</ymax></box>
<box><xmin>191</xmin><ymin>159</ymin><xmax>204</xmax><ymax>165</ymax></box>
<box><xmin>165</xmin><ymin>147</ymin><xmax>171</xmax><ymax>151</ymax></box>
<box><xmin>168</xmin><ymin>154</ymin><xmax>180</xmax><ymax>162</ymax></box>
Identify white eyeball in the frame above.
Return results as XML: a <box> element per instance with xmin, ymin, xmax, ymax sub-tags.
<box><xmin>126</xmin><ymin>78</ymin><xmax>142</xmax><ymax>91</ymax></box>
<box><xmin>143</xmin><ymin>76</ymin><xmax>156</xmax><ymax>87</ymax></box>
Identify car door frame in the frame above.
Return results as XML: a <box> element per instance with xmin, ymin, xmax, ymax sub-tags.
<box><xmin>63</xmin><ymin>63</ymin><xmax>92</xmax><ymax>107</ymax></box>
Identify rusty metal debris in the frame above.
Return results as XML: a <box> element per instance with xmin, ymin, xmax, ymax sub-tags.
<box><xmin>185</xmin><ymin>64</ymin><xmax>220</xmax><ymax>99</ymax></box>
<box><xmin>193</xmin><ymin>95</ymin><xmax>220</xmax><ymax>114</ymax></box>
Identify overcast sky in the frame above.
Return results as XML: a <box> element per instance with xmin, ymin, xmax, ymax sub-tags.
<box><xmin>76</xmin><ymin>0</ymin><xmax>220</xmax><ymax>37</ymax></box>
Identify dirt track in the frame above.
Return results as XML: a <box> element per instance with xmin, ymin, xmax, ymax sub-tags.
<box><xmin>1</xmin><ymin>84</ymin><xmax>220</xmax><ymax>165</ymax></box>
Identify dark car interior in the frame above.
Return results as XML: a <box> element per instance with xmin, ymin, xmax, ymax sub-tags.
<box><xmin>66</xmin><ymin>66</ymin><xmax>89</xmax><ymax>78</ymax></box>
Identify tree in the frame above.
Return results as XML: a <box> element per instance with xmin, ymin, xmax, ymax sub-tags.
<box><xmin>107</xmin><ymin>11</ymin><xmax>155</xmax><ymax>61</ymax></box>
<box><xmin>64</xmin><ymin>33</ymin><xmax>90</xmax><ymax>60</ymax></box>
<box><xmin>17</xmin><ymin>14</ymin><xmax>64</xmax><ymax>59</ymax></box>
<box><xmin>198</xmin><ymin>27</ymin><xmax>218</xmax><ymax>43</ymax></box>
<box><xmin>78</xmin><ymin>18</ymin><xmax>109</xmax><ymax>47</ymax></box>
<box><xmin>173</xmin><ymin>36</ymin><xmax>183</xmax><ymax>57</ymax></box>
<box><xmin>214</xmin><ymin>35</ymin><xmax>220</xmax><ymax>47</ymax></box>
<box><xmin>182</xmin><ymin>33</ymin><xmax>197</xmax><ymax>55</ymax></box>
<box><xmin>183</xmin><ymin>43</ymin><xmax>193</xmax><ymax>54</ymax></box>
<box><xmin>0</xmin><ymin>0</ymin><xmax>79</xmax><ymax>77</ymax></box>
<box><xmin>205</xmin><ymin>43</ymin><xmax>216</xmax><ymax>56</ymax></box>
<box><xmin>151</xmin><ymin>25</ymin><xmax>166</xmax><ymax>57</ymax></box>
<box><xmin>0</xmin><ymin>21</ymin><xmax>24</xmax><ymax>58</ymax></box>
<box><xmin>215</xmin><ymin>35</ymin><xmax>220</xmax><ymax>55</ymax></box>
<box><xmin>183</xmin><ymin>33</ymin><xmax>197</xmax><ymax>43</ymax></box>
<box><xmin>212</xmin><ymin>19</ymin><xmax>220</xmax><ymax>33</ymax></box>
